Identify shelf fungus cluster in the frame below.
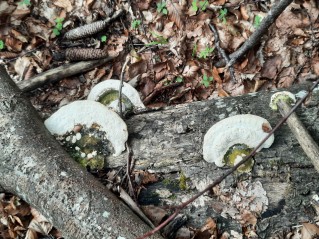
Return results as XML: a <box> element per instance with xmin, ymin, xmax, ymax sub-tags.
<box><xmin>87</xmin><ymin>79</ymin><xmax>145</xmax><ymax>113</ymax></box>
<box><xmin>44</xmin><ymin>100</ymin><xmax>128</xmax><ymax>169</ymax></box>
<box><xmin>203</xmin><ymin>114</ymin><xmax>274</xmax><ymax>172</ymax></box>
<box><xmin>44</xmin><ymin>79</ymin><xmax>145</xmax><ymax>169</ymax></box>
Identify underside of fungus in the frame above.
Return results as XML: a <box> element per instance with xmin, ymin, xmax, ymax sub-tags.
<box><xmin>203</xmin><ymin>114</ymin><xmax>274</xmax><ymax>171</ymax></box>
<box><xmin>44</xmin><ymin>100</ymin><xmax>128</xmax><ymax>157</ymax></box>
<box><xmin>87</xmin><ymin>79</ymin><xmax>145</xmax><ymax>113</ymax></box>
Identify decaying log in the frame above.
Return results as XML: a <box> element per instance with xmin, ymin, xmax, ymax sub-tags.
<box><xmin>0</xmin><ymin>66</ymin><xmax>162</xmax><ymax>239</ymax></box>
<box><xmin>107</xmin><ymin>85</ymin><xmax>319</xmax><ymax>237</ymax></box>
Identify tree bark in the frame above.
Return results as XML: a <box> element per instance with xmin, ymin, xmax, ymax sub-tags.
<box><xmin>107</xmin><ymin>85</ymin><xmax>319</xmax><ymax>237</ymax></box>
<box><xmin>0</xmin><ymin>66</ymin><xmax>162</xmax><ymax>239</ymax></box>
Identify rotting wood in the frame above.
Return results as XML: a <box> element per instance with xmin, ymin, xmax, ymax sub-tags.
<box><xmin>107</xmin><ymin>84</ymin><xmax>319</xmax><ymax>238</ymax></box>
<box><xmin>0</xmin><ymin>66</ymin><xmax>162</xmax><ymax>239</ymax></box>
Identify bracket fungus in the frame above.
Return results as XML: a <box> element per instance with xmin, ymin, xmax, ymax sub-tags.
<box><xmin>203</xmin><ymin>114</ymin><xmax>274</xmax><ymax>172</ymax></box>
<box><xmin>44</xmin><ymin>100</ymin><xmax>128</xmax><ymax>169</ymax></box>
<box><xmin>87</xmin><ymin>79</ymin><xmax>145</xmax><ymax>113</ymax></box>
<box><xmin>269</xmin><ymin>91</ymin><xmax>296</xmax><ymax>110</ymax></box>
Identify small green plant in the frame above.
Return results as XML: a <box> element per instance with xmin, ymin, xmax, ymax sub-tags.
<box><xmin>157</xmin><ymin>1</ymin><xmax>168</xmax><ymax>15</ymax></box>
<box><xmin>0</xmin><ymin>40</ymin><xmax>4</xmax><ymax>50</ymax></box>
<box><xmin>101</xmin><ymin>35</ymin><xmax>107</xmax><ymax>42</ymax></box>
<box><xmin>219</xmin><ymin>8</ymin><xmax>228</xmax><ymax>24</ymax></box>
<box><xmin>254</xmin><ymin>15</ymin><xmax>262</xmax><ymax>28</ymax></box>
<box><xmin>192</xmin><ymin>43</ymin><xmax>198</xmax><ymax>57</ymax></box>
<box><xmin>179</xmin><ymin>172</ymin><xmax>187</xmax><ymax>190</ymax></box>
<box><xmin>199</xmin><ymin>46</ymin><xmax>214</xmax><ymax>59</ymax></box>
<box><xmin>131</xmin><ymin>19</ymin><xmax>141</xmax><ymax>29</ymax></box>
<box><xmin>175</xmin><ymin>76</ymin><xmax>183</xmax><ymax>83</ymax></box>
<box><xmin>53</xmin><ymin>17</ymin><xmax>64</xmax><ymax>36</ymax></box>
<box><xmin>199</xmin><ymin>0</ymin><xmax>208</xmax><ymax>10</ymax></box>
<box><xmin>191</xmin><ymin>0</ymin><xmax>198</xmax><ymax>11</ymax></box>
<box><xmin>146</xmin><ymin>32</ymin><xmax>168</xmax><ymax>46</ymax></box>
<box><xmin>202</xmin><ymin>74</ymin><xmax>214</xmax><ymax>87</ymax></box>
<box><xmin>19</xmin><ymin>0</ymin><xmax>31</xmax><ymax>6</ymax></box>
<box><xmin>191</xmin><ymin>0</ymin><xmax>208</xmax><ymax>12</ymax></box>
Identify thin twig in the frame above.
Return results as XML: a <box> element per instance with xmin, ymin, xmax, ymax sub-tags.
<box><xmin>118</xmin><ymin>55</ymin><xmax>130</xmax><ymax>117</ymax></box>
<box><xmin>136</xmin><ymin>78</ymin><xmax>319</xmax><ymax>239</ymax></box>
<box><xmin>208</xmin><ymin>23</ymin><xmax>236</xmax><ymax>83</ymax></box>
<box><xmin>216</xmin><ymin>0</ymin><xmax>293</xmax><ymax>67</ymax></box>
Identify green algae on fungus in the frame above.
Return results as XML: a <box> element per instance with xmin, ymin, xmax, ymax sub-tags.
<box><xmin>269</xmin><ymin>91</ymin><xmax>296</xmax><ymax>110</ymax></box>
<box><xmin>57</xmin><ymin>126</ymin><xmax>114</xmax><ymax>169</ymax></box>
<box><xmin>203</xmin><ymin>114</ymin><xmax>274</xmax><ymax>170</ymax></box>
<box><xmin>224</xmin><ymin>144</ymin><xmax>254</xmax><ymax>173</ymax></box>
<box><xmin>98</xmin><ymin>90</ymin><xmax>133</xmax><ymax>112</ymax></box>
<box><xmin>87</xmin><ymin>79</ymin><xmax>145</xmax><ymax>113</ymax></box>
<box><xmin>44</xmin><ymin>100</ymin><xmax>128</xmax><ymax>156</ymax></box>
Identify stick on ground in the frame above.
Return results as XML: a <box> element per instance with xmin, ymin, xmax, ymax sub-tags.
<box><xmin>17</xmin><ymin>56</ymin><xmax>116</xmax><ymax>92</ymax></box>
<box><xmin>216</xmin><ymin>0</ymin><xmax>293</xmax><ymax>67</ymax></box>
<box><xmin>277</xmin><ymin>99</ymin><xmax>319</xmax><ymax>172</ymax></box>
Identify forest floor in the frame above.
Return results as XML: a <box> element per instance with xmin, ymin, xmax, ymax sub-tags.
<box><xmin>1</xmin><ymin>0</ymin><xmax>319</xmax><ymax>238</ymax></box>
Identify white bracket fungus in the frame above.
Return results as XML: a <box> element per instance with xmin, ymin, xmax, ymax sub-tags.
<box><xmin>44</xmin><ymin>100</ymin><xmax>128</xmax><ymax>156</ymax></box>
<box><xmin>87</xmin><ymin>79</ymin><xmax>145</xmax><ymax>113</ymax></box>
<box><xmin>203</xmin><ymin>114</ymin><xmax>274</xmax><ymax>170</ymax></box>
<box><xmin>269</xmin><ymin>91</ymin><xmax>296</xmax><ymax>110</ymax></box>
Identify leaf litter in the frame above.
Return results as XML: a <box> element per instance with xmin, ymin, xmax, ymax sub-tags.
<box><xmin>1</xmin><ymin>0</ymin><xmax>319</xmax><ymax>238</ymax></box>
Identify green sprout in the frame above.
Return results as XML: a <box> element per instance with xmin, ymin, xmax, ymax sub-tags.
<box><xmin>219</xmin><ymin>8</ymin><xmax>228</xmax><ymax>24</ymax></box>
<box><xmin>131</xmin><ymin>19</ymin><xmax>141</xmax><ymax>29</ymax></box>
<box><xmin>53</xmin><ymin>17</ymin><xmax>64</xmax><ymax>36</ymax></box>
<box><xmin>175</xmin><ymin>76</ymin><xmax>183</xmax><ymax>83</ymax></box>
<box><xmin>191</xmin><ymin>0</ymin><xmax>208</xmax><ymax>12</ymax></box>
<box><xmin>202</xmin><ymin>74</ymin><xmax>214</xmax><ymax>87</ymax></box>
<box><xmin>254</xmin><ymin>15</ymin><xmax>262</xmax><ymax>28</ymax></box>
<box><xmin>199</xmin><ymin>46</ymin><xmax>214</xmax><ymax>59</ymax></box>
<box><xmin>157</xmin><ymin>1</ymin><xmax>168</xmax><ymax>15</ymax></box>
<box><xmin>199</xmin><ymin>0</ymin><xmax>208</xmax><ymax>10</ymax></box>
<box><xmin>192</xmin><ymin>43</ymin><xmax>198</xmax><ymax>57</ymax></box>
<box><xmin>146</xmin><ymin>32</ymin><xmax>168</xmax><ymax>46</ymax></box>
<box><xmin>191</xmin><ymin>0</ymin><xmax>198</xmax><ymax>11</ymax></box>
<box><xmin>101</xmin><ymin>35</ymin><xmax>107</xmax><ymax>42</ymax></box>
<box><xmin>19</xmin><ymin>0</ymin><xmax>31</xmax><ymax>6</ymax></box>
<box><xmin>0</xmin><ymin>40</ymin><xmax>4</xmax><ymax>50</ymax></box>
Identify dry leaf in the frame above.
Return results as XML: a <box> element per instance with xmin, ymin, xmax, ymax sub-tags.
<box><xmin>141</xmin><ymin>205</ymin><xmax>167</xmax><ymax>226</ymax></box>
<box><xmin>167</xmin><ymin>0</ymin><xmax>183</xmax><ymax>29</ymax></box>
<box><xmin>301</xmin><ymin>223</ymin><xmax>319</xmax><ymax>239</ymax></box>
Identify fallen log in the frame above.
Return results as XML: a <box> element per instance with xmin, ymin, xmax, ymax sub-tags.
<box><xmin>2</xmin><ymin>58</ymin><xmax>319</xmax><ymax>238</ymax></box>
<box><xmin>107</xmin><ymin>84</ymin><xmax>319</xmax><ymax>237</ymax></box>
<box><xmin>0</xmin><ymin>66</ymin><xmax>162</xmax><ymax>239</ymax></box>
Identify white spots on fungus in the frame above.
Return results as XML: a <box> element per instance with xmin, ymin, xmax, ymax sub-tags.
<box><xmin>44</xmin><ymin>100</ymin><xmax>128</xmax><ymax>156</ymax></box>
<box><xmin>60</xmin><ymin>171</ymin><xmax>67</xmax><ymax>177</ymax></box>
<box><xmin>75</xmin><ymin>132</ymin><xmax>81</xmax><ymax>140</ymax></box>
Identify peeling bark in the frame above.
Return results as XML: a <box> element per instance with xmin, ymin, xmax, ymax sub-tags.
<box><xmin>0</xmin><ymin>66</ymin><xmax>162</xmax><ymax>239</ymax></box>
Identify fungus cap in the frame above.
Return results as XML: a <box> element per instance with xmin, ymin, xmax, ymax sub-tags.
<box><xmin>269</xmin><ymin>91</ymin><xmax>296</xmax><ymax>110</ymax></box>
<box><xmin>203</xmin><ymin>114</ymin><xmax>274</xmax><ymax>167</ymax></box>
<box><xmin>87</xmin><ymin>79</ymin><xmax>145</xmax><ymax>112</ymax></box>
<box><xmin>44</xmin><ymin>100</ymin><xmax>128</xmax><ymax>156</ymax></box>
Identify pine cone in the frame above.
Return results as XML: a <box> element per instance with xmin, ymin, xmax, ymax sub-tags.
<box><xmin>65</xmin><ymin>48</ymin><xmax>108</xmax><ymax>61</ymax></box>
